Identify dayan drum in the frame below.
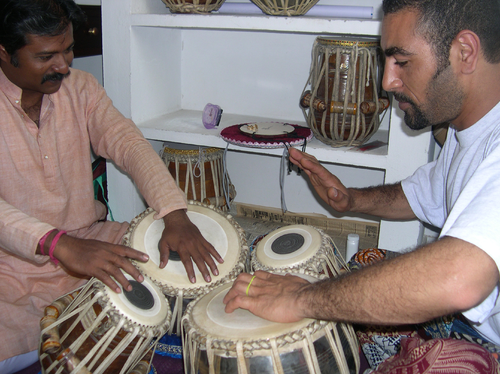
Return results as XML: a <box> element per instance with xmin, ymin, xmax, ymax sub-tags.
<box><xmin>300</xmin><ymin>37</ymin><xmax>389</xmax><ymax>148</ymax></box>
<box><xmin>251</xmin><ymin>225</ymin><xmax>346</xmax><ymax>277</ymax></box>
<box><xmin>122</xmin><ymin>200</ymin><xmax>248</xmax><ymax>335</ymax></box>
<box><xmin>181</xmin><ymin>274</ymin><xmax>360</xmax><ymax>374</ymax></box>
<box><xmin>161</xmin><ymin>145</ymin><xmax>236</xmax><ymax>211</ymax></box>
<box><xmin>39</xmin><ymin>275</ymin><xmax>170</xmax><ymax>374</ymax></box>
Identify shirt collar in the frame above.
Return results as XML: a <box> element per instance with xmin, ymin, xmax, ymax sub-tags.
<box><xmin>0</xmin><ymin>66</ymin><xmax>23</xmax><ymax>105</ymax></box>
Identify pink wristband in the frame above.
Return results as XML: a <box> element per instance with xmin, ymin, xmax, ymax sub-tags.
<box><xmin>39</xmin><ymin>229</ymin><xmax>57</xmax><ymax>256</ymax></box>
<box><xmin>48</xmin><ymin>230</ymin><xmax>66</xmax><ymax>265</ymax></box>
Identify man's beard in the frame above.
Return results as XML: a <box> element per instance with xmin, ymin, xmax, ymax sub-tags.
<box><xmin>393</xmin><ymin>92</ymin><xmax>432</xmax><ymax>130</ymax></box>
<box><xmin>41</xmin><ymin>70</ymin><xmax>71</xmax><ymax>84</ymax></box>
<box><xmin>393</xmin><ymin>65</ymin><xmax>465</xmax><ymax>131</ymax></box>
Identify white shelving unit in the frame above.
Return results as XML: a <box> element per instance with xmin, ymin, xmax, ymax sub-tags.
<box><xmin>101</xmin><ymin>0</ymin><xmax>434</xmax><ymax>251</ymax></box>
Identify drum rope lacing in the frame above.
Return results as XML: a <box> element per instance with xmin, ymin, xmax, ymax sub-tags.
<box><xmin>161</xmin><ymin>146</ymin><xmax>235</xmax><ymax>210</ymax></box>
<box><xmin>251</xmin><ymin>227</ymin><xmax>347</xmax><ymax>276</ymax></box>
<box><xmin>124</xmin><ymin>204</ymin><xmax>249</xmax><ymax>300</ymax></box>
<box><xmin>301</xmin><ymin>38</ymin><xmax>384</xmax><ymax>147</ymax></box>
<box><xmin>40</xmin><ymin>279</ymin><xmax>169</xmax><ymax>373</ymax></box>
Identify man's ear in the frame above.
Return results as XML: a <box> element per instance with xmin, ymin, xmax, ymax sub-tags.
<box><xmin>452</xmin><ymin>30</ymin><xmax>480</xmax><ymax>75</ymax></box>
<box><xmin>0</xmin><ymin>45</ymin><xmax>10</xmax><ymax>64</ymax></box>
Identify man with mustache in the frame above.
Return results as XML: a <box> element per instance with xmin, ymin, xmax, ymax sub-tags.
<box><xmin>225</xmin><ymin>0</ymin><xmax>500</xmax><ymax>370</ymax></box>
<box><xmin>0</xmin><ymin>0</ymin><xmax>223</xmax><ymax>371</ymax></box>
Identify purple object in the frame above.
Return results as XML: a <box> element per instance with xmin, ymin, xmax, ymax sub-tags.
<box><xmin>202</xmin><ymin>103</ymin><xmax>223</xmax><ymax>129</ymax></box>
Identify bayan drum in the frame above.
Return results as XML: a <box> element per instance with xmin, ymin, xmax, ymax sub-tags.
<box><xmin>161</xmin><ymin>0</ymin><xmax>225</xmax><ymax>13</ymax></box>
<box><xmin>300</xmin><ymin>37</ymin><xmax>389</xmax><ymax>147</ymax></box>
<box><xmin>251</xmin><ymin>225</ymin><xmax>346</xmax><ymax>277</ymax></box>
<box><xmin>39</xmin><ymin>275</ymin><xmax>170</xmax><ymax>374</ymax></box>
<box><xmin>250</xmin><ymin>0</ymin><xmax>319</xmax><ymax>16</ymax></box>
<box><xmin>181</xmin><ymin>277</ymin><xmax>360</xmax><ymax>373</ymax></box>
<box><xmin>122</xmin><ymin>200</ymin><xmax>248</xmax><ymax>335</ymax></box>
<box><xmin>161</xmin><ymin>145</ymin><xmax>236</xmax><ymax>211</ymax></box>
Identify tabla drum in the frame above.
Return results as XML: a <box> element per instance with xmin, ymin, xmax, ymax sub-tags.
<box><xmin>181</xmin><ymin>275</ymin><xmax>360</xmax><ymax>373</ymax></box>
<box><xmin>250</xmin><ymin>0</ymin><xmax>319</xmax><ymax>16</ymax></box>
<box><xmin>161</xmin><ymin>0</ymin><xmax>225</xmax><ymax>13</ymax></box>
<box><xmin>122</xmin><ymin>200</ymin><xmax>248</xmax><ymax>335</ymax></box>
<box><xmin>161</xmin><ymin>145</ymin><xmax>236</xmax><ymax>211</ymax></box>
<box><xmin>251</xmin><ymin>225</ymin><xmax>346</xmax><ymax>277</ymax></box>
<box><xmin>39</xmin><ymin>275</ymin><xmax>170</xmax><ymax>374</ymax></box>
<box><xmin>300</xmin><ymin>37</ymin><xmax>389</xmax><ymax>147</ymax></box>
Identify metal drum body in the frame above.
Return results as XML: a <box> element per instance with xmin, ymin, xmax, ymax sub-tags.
<box><xmin>123</xmin><ymin>200</ymin><xmax>248</xmax><ymax>335</ymax></box>
<box><xmin>39</xmin><ymin>276</ymin><xmax>170</xmax><ymax>374</ymax></box>
<box><xmin>182</xmin><ymin>279</ymin><xmax>360</xmax><ymax>374</ymax></box>
<box><xmin>301</xmin><ymin>37</ymin><xmax>388</xmax><ymax>147</ymax></box>
<box><xmin>251</xmin><ymin>224</ymin><xmax>345</xmax><ymax>277</ymax></box>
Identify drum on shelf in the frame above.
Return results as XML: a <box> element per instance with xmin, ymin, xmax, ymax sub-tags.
<box><xmin>251</xmin><ymin>224</ymin><xmax>346</xmax><ymax>277</ymax></box>
<box><xmin>161</xmin><ymin>145</ymin><xmax>236</xmax><ymax>211</ymax></box>
<box><xmin>39</xmin><ymin>276</ymin><xmax>170</xmax><ymax>374</ymax></box>
<box><xmin>122</xmin><ymin>200</ymin><xmax>248</xmax><ymax>335</ymax></box>
<box><xmin>250</xmin><ymin>0</ymin><xmax>319</xmax><ymax>16</ymax></box>
<box><xmin>181</xmin><ymin>275</ymin><xmax>360</xmax><ymax>374</ymax></box>
<box><xmin>160</xmin><ymin>0</ymin><xmax>225</xmax><ymax>13</ymax></box>
<box><xmin>300</xmin><ymin>37</ymin><xmax>389</xmax><ymax>148</ymax></box>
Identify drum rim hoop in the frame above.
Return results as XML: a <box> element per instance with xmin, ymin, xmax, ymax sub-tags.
<box><xmin>123</xmin><ymin>201</ymin><xmax>249</xmax><ymax>298</ymax></box>
<box><xmin>162</xmin><ymin>146</ymin><xmax>223</xmax><ymax>156</ymax></box>
<box><xmin>316</xmin><ymin>37</ymin><xmax>379</xmax><ymax>48</ymax></box>
<box><xmin>251</xmin><ymin>226</ymin><xmax>339</xmax><ymax>274</ymax></box>
<box><xmin>95</xmin><ymin>278</ymin><xmax>171</xmax><ymax>334</ymax></box>
<box><xmin>182</xmin><ymin>280</ymin><xmax>335</xmax><ymax>353</ymax></box>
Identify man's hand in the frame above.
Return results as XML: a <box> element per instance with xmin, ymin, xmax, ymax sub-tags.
<box><xmin>223</xmin><ymin>271</ymin><xmax>311</xmax><ymax>323</ymax></box>
<box><xmin>52</xmin><ymin>234</ymin><xmax>149</xmax><ymax>293</ymax></box>
<box><xmin>159</xmin><ymin>209</ymin><xmax>224</xmax><ymax>283</ymax></box>
<box><xmin>288</xmin><ymin>147</ymin><xmax>352</xmax><ymax>212</ymax></box>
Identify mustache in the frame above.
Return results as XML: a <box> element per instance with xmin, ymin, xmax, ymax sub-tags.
<box><xmin>393</xmin><ymin>92</ymin><xmax>415</xmax><ymax>106</ymax></box>
<box><xmin>41</xmin><ymin>71</ymin><xmax>71</xmax><ymax>84</ymax></box>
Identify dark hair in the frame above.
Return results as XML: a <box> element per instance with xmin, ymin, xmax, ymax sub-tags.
<box><xmin>0</xmin><ymin>0</ymin><xmax>86</xmax><ymax>56</ymax></box>
<box><xmin>382</xmin><ymin>0</ymin><xmax>500</xmax><ymax>70</ymax></box>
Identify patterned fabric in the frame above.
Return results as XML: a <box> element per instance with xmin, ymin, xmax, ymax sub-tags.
<box><xmin>220</xmin><ymin>124</ymin><xmax>312</xmax><ymax>149</ymax></box>
<box><xmin>373</xmin><ymin>337</ymin><xmax>500</xmax><ymax>374</ymax></box>
<box><xmin>348</xmin><ymin>247</ymin><xmax>387</xmax><ymax>271</ymax></box>
<box><xmin>351</xmin><ymin>248</ymin><xmax>500</xmax><ymax>373</ymax></box>
<box><xmin>357</xmin><ymin>325</ymin><xmax>418</xmax><ymax>369</ymax></box>
<box><xmin>155</xmin><ymin>333</ymin><xmax>183</xmax><ymax>359</ymax></box>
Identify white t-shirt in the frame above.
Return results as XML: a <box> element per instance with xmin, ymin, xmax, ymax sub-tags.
<box><xmin>402</xmin><ymin>101</ymin><xmax>500</xmax><ymax>345</ymax></box>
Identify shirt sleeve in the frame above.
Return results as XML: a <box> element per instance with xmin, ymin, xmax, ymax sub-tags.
<box><xmin>84</xmin><ymin>77</ymin><xmax>187</xmax><ymax>219</ymax></box>
<box><xmin>401</xmin><ymin>131</ymin><xmax>455</xmax><ymax>229</ymax></box>
<box><xmin>0</xmin><ymin>197</ymin><xmax>55</xmax><ymax>263</ymax></box>
<box><xmin>440</xmin><ymin>145</ymin><xmax>500</xmax><ymax>271</ymax></box>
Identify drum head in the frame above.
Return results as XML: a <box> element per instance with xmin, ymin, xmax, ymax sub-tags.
<box><xmin>126</xmin><ymin>203</ymin><xmax>242</xmax><ymax>289</ymax></box>
<box><xmin>255</xmin><ymin>225</ymin><xmax>322</xmax><ymax>268</ymax></box>
<box><xmin>105</xmin><ymin>275</ymin><xmax>170</xmax><ymax>328</ymax></box>
<box><xmin>190</xmin><ymin>279</ymin><xmax>317</xmax><ymax>342</ymax></box>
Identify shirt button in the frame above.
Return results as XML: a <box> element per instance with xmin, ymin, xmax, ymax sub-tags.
<box><xmin>15</xmin><ymin>100</ymin><xmax>19</xmax><ymax>104</ymax></box>
<box><xmin>44</xmin><ymin>155</ymin><xmax>49</xmax><ymax>159</ymax></box>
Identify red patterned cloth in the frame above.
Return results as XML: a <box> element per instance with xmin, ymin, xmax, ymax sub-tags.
<box><xmin>220</xmin><ymin>124</ymin><xmax>313</xmax><ymax>148</ymax></box>
<box><xmin>373</xmin><ymin>336</ymin><xmax>500</xmax><ymax>374</ymax></box>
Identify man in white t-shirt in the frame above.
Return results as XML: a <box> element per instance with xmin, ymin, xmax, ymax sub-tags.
<box><xmin>224</xmin><ymin>0</ymin><xmax>500</xmax><ymax>370</ymax></box>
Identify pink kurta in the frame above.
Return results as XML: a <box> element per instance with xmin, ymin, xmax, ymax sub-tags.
<box><xmin>0</xmin><ymin>67</ymin><xmax>187</xmax><ymax>361</ymax></box>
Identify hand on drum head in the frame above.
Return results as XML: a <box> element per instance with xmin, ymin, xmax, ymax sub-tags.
<box><xmin>288</xmin><ymin>148</ymin><xmax>352</xmax><ymax>213</ymax></box>
<box><xmin>159</xmin><ymin>209</ymin><xmax>223</xmax><ymax>283</ymax></box>
<box><xmin>223</xmin><ymin>271</ymin><xmax>311</xmax><ymax>323</ymax></box>
<box><xmin>52</xmin><ymin>235</ymin><xmax>149</xmax><ymax>293</ymax></box>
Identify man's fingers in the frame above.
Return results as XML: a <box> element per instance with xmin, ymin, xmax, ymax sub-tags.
<box><xmin>224</xmin><ymin>294</ymin><xmax>251</xmax><ymax>314</ymax></box>
<box><xmin>93</xmin><ymin>268</ymin><xmax>128</xmax><ymax>293</ymax></box>
<box><xmin>159</xmin><ymin>247</ymin><xmax>170</xmax><ymax>269</ymax></box>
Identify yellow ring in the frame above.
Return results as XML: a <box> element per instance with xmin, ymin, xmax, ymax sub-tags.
<box><xmin>246</xmin><ymin>275</ymin><xmax>256</xmax><ymax>296</ymax></box>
